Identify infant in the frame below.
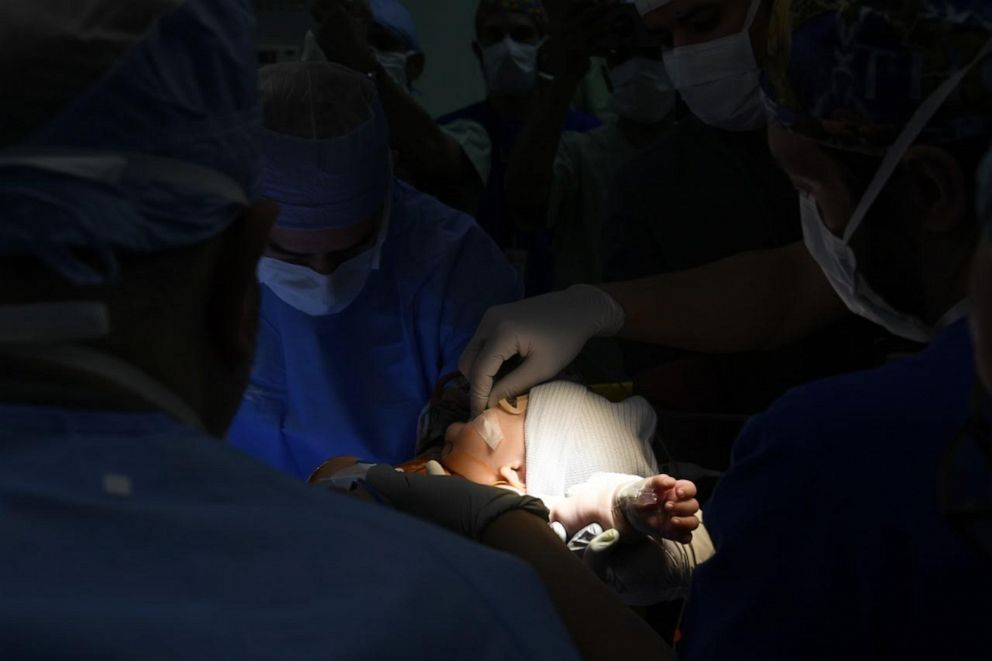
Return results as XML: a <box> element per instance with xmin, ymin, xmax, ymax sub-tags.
<box><xmin>314</xmin><ymin>379</ymin><xmax>714</xmax><ymax>604</ymax></box>
<box><xmin>439</xmin><ymin>381</ymin><xmax>699</xmax><ymax>544</ymax></box>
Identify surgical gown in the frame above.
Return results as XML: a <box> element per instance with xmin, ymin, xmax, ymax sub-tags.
<box><xmin>679</xmin><ymin>320</ymin><xmax>992</xmax><ymax>660</ymax></box>
<box><xmin>0</xmin><ymin>404</ymin><xmax>576</xmax><ymax>659</ymax></box>
<box><xmin>228</xmin><ymin>180</ymin><xmax>521</xmax><ymax>476</ymax></box>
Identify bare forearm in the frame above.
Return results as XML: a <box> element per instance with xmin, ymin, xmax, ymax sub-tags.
<box><xmin>601</xmin><ymin>241</ymin><xmax>849</xmax><ymax>352</ymax></box>
<box><xmin>505</xmin><ymin>72</ymin><xmax>584</xmax><ymax>227</ymax></box>
<box><xmin>376</xmin><ymin>73</ymin><xmax>468</xmax><ymax>182</ymax></box>
<box><xmin>482</xmin><ymin>511</ymin><xmax>673</xmax><ymax>660</ymax></box>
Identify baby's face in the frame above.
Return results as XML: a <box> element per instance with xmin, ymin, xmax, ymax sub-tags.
<box><xmin>441</xmin><ymin>406</ymin><xmax>526</xmax><ymax>488</ymax></box>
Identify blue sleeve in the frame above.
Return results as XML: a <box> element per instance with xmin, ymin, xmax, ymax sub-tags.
<box><xmin>226</xmin><ymin>308</ymin><xmax>304</xmax><ymax>475</ymax></box>
<box><xmin>435</xmin><ymin>222</ymin><xmax>522</xmax><ymax>375</ymax></box>
<box><xmin>678</xmin><ymin>408</ymin><xmax>845</xmax><ymax>660</ymax></box>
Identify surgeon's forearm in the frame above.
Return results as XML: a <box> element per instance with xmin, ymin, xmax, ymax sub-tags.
<box><xmin>375</xmin><ymin>73</ymin><xmax>470</xmax><ymax>183</ymax></box>
<box><xmin>482</xmin><ymin>510</ymin><xmax>674</xmax><ymax>661</ymax></box>
<box><xmin>601</xmin><ymin>241</ymin><xmax>849</xmax><ymax>352</ymax></box>
<box><xmin>505</xmin><ymin>71</ymin><xmax>585</xmax><ymax>230</ymax></box>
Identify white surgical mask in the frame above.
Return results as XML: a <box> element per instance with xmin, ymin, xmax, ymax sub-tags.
<box><xmin>481</xmin><ymin>37</ymin><xmax>539</xmax><ymax>97</ymax></box>
<box><xmin>800</xmin><ymin>194</ymin><xmax>936</xmax><ymax>342</ymax></box>
<box><xmin>373</xmin><ymin>48</ymin><xmax>414</xmax><ymax>92</ymax></box>
<box><xmin>663</xmin><ymin>0</ymin><xmax>765</xmax><ymax>131</ymax></box>
<box><xmin>258</xmin><ymin>194</ymin><xmax>392</xmax><ymax>316</ymax></box>
<box><xmin>607</xmin><ymin>57</ymin><xmax>676</xmax><ymax>125</ymax></box>
<box><xmin>799</xmin><ymin>36</ymin><xmax>992</xmax><ymax>342</ymax></box>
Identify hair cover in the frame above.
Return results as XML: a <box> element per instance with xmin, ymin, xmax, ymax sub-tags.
<box><xmin>370</xmin><ymin>0</ymin><xmax>421</xmax><ymax>52</ymax></box>
<box><xmin>762</xmin><ymin>0</ymin><xmax>992</xmax><ymax>153</ymax></box>
<box><xmin>0</xmin><ymin>0</ymin><xmax>260</xmax><ymax>283</ymax></box>
<box><xmin>476</xmin><ymin>0</ymin><xmax>549</xmax><ymax>34</ymax></box>
<box><xmin>257</xmin><ymin>62</ymin><xmax>391</xmax><ymax>230</ymax></box>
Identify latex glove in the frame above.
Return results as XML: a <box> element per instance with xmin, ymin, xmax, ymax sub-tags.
<box><xmin>363</xmin><ymin>462</ymin><xmax>550</xmax><ymax>540</ymax></box>
<box><xmin>582</xmin><ymin>529</ymin><xmax>695</xmax><ymax>606</ymax></box>
<box><xmin>458</xmin><ymin>284</ymin><xmax>625</xmax><ymax>415</ymax></box>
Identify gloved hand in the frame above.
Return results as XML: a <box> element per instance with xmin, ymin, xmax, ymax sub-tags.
<box><xmin>363</xmin><ymin>461</ymin><xmax>550</xmax><ymax>540</ymax></box>
<box><xmin>458</xmin><ymin>284</ymin><xmax>625</xmax><ymax>415</ymax></box>
<box><xmin>581</xmin><ymin>529</ymin><xmax>694</xmax><ymax>606</ymax></box>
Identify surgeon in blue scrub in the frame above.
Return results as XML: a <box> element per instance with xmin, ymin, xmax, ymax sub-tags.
<box><xmin>0</xmin><ymin>0</ymin><xmax>591</xmax><ymax>657</ymax></box>
<box><xmin>226</xmin><ymin>61</ymin><xmax>521</xmax><ymax>476</ymax></box>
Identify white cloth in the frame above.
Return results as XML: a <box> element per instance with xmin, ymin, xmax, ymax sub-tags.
<box><xmin>524</xmin><ymin>381</ymin><xmax>659</xmax><ymax>498</ymax></box>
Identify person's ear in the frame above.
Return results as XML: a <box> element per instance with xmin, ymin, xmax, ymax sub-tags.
<box><xmin>903</xmin><ymin>145</ymin><xmax>968</xmax><ymax>233</ymax></box>
<box><xmin>207</xmin><ymin>200</ymin><xmax>279</xmax><ymax>367</ymax></box>
<box><xmin>498</xmin><ymin>465</ymin><xmax>526</xmax><ymax>491</ymax></box>
<box><xmin>406</xmin><ymin>52</ymin><xmax>425</xmax><ymax>84</ymax></box>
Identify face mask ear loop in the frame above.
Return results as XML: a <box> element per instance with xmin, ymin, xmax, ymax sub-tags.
<box><xmin>842</xmin><ymin>36</ymin><xmax>992</xmax><ymax>245</ymax></box>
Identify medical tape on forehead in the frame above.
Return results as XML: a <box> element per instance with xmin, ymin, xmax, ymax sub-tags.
<box><xmin>471</xmin><ymin>412</ymin><xmax>504</xmax><ymax>450</ymax></box>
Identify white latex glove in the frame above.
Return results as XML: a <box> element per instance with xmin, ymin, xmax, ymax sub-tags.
<box><xmin>458</xmin><ymin>284</ymin><xmax>625</xmax><ymax>415</ymax></box>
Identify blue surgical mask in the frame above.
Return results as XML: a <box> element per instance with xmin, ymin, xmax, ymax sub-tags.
<box><xmin>257</xmin><ymin>199</ymin><xmax>391</xmax><ymax>316</ymax></box>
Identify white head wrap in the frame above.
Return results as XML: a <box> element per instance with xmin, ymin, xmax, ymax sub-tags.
<box><xmin>524</xmin><ymin>381</ymin><xmax>659</xmax><ymax>498</ymax></box>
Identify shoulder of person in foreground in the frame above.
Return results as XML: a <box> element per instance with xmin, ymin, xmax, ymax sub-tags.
<box><xmin>678</xmin><ymin>320</ymin><xmax>987</xmax><ymax>660</ymax></box>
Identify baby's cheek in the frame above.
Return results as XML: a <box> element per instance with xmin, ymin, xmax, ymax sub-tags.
<box><xmin>444</xmin><ymin>422</ymin><xmax>466</xmax><ymax>443</ymax></box>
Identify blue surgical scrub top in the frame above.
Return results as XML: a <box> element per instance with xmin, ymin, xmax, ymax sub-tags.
<box><xmin>679</xmin><ymin>319</ymin><xmax>992</xmax><ymax>660</ymax></box>
<box><xmin>227</xmin><ymin>180</ymin><xmax>521</xmax><ymax>476</ymax></box>
<box><xmin>0</xmin><ymin>404</ymin><xmax>577</xmax><ymax>659</ymax></box>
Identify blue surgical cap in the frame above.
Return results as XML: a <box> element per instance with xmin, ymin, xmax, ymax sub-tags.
<box><xmin>0</xmin><ymin>0</ymin><xmax>260</xmax><ymax>284</ymax></box>
<box><xmin>257</xmin><ymin>62</ymin><xmax>391</xmax><ymax>231</ymax></box>
<box><xmin>370</xmin><ymin>0</ymin><xmax>421</xmax><ymax>53</ymax></box>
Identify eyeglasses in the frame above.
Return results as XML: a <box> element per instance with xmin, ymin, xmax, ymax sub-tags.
<box><xmin>937</xmin><ymin>384</ymin><xmax>992</xmax><ymax>558</ymax></box>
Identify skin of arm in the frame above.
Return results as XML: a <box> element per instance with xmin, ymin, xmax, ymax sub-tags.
<box><xmin>601</xmin><ymin>241</ymin><xmax>850</xmax><ymax>352</ymax></box>
<box><xmin>543</xmin><ymin>492</ymin><xmax>611</xmax><ymax>535</ymax></box>
<box><xmin>504</xmin><ymin>67</ymin><xmax>587</xmax><ymax>230</ymax></box>
<box><xmin>374</xmin><ymin>65</ymin><xmax>477</xmax><ymax>183</ymax></box>
<box><xmin>481</xmin><ymin>510</ymin><xmax>674</xmax><ymax>660</ymax></box>
<box><xmin>314</xmin><ymin>1</ymin><xmax>473</xmax><ymax>184</ymax></box>
<box><xmin>505</xmin><ymin>6</ymin><xmax>604</xmax><ymax>230</ymax></box>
